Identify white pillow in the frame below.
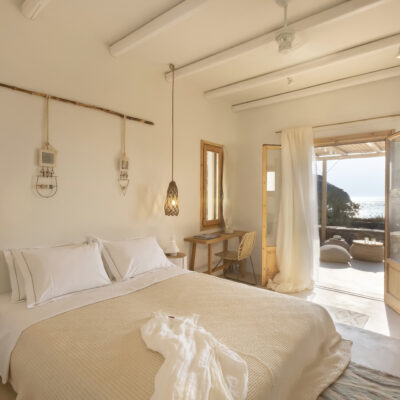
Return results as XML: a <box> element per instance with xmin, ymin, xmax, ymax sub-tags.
<box><xmin>4</xmin><ymin>251</ymin><xmax>26</xmax><ymax>302</ymax></box>
<box><xmin>4</xmin><ymin>241</ymin><xmax>87</xmax><ymax>302</ymax></box>
<box><xmin>95</xmin><ymin>236</ymin><xmax>173</xmax><ymax>281</ymax></box>
<box><xmin>12</xmin><ymin>242</ymin><xmax>111</xmax><ymax>308</ymax></box>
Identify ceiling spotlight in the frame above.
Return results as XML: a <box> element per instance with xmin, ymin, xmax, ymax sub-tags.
<box><xmin>275</xmin><ymin>0</ymin><xmax>295</xmax><ymax>54</ymax></box>
<box><xmin>397</xmin><ymin>46</ymin><xmax>400</xmax><ymax>59</ymax></box>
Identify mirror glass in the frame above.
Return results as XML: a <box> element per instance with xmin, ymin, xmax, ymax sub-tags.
<box><xmin>201</xmin><ymin>141</ymin><xmax>223</xmax><ymax>229</ymax></box>
<box><xmin>206</xmin><ymin>150</ymin><xmax>220</xmax><ymax>221</ymax></box>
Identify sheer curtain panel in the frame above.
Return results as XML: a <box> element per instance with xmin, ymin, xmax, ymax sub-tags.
<box><xmin>268</xmin><ymin>127</ymin><xmax>319</xmax><ymax>293</ymax></box>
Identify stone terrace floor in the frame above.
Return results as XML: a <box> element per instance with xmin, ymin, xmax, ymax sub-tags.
<box><xmin>318</xmin><ymin>259</ymin><xmax>384</xmax><ymax>299</ymax></box>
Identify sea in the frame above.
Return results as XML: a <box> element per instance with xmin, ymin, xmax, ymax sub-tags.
<box><xmin>351</xmin><ymin>196</ymin><xmax>385</xmax><ymax>219</ymax></box>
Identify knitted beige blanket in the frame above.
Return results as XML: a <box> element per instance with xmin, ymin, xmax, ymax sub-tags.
<box><xmin>10</xmin><ymin>273</ymin><xmax>350</xmax><ymax>400</ymax></box>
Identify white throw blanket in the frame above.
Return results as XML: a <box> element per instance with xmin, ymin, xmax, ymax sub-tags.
<box><xmin>141</xmin><ymin>311</ymin><xmax>248</xmax><ymax>400</ymax></box>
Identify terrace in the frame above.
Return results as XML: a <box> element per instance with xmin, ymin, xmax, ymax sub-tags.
<box><xmin>315</xmin><ymin>136</ymin><xmax>386</xmax><ymax>299</ymax></box>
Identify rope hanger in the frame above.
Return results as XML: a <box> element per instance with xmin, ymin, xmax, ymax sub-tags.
<box><xmin>45</xmin><ymin>95</ymin><xmax>50</xmax><ymax>149</ymax></box>
<box><xmin>122</xmin><ymin>115</ymin><xmax>127</xmax><ymax>156</ymax></box>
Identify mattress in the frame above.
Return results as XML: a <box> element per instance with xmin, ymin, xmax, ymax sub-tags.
<box><xmin>7</xmin><ymin>271</ymin><xmax>350</xmax><ymax>400</ymax></box>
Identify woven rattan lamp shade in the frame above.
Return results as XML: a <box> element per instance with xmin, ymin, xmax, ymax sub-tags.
<box><xmin>164</xmin><ymin>180</ymin><xmax>179</xmax><ymax>216</ymax></box>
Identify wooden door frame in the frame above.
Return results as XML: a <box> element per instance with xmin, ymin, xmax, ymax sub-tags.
<box><xmin>385</xmin><ymin>130</ymin><xmax>400</xmax><ymax>313</ymax></box>
<box><xmin>262</xmin><ymin>130</ymin><xmax>392</xmax><ymax>289</ymax></box>
<box><xmin>262</xmin><ymin>144</ymin><xmax>281</xmax><ymax>286</ymax></box>
<box><xmin>315</xmin><ymin>130</ymin><xmax>392</xmax><ymax>257</ymax></box>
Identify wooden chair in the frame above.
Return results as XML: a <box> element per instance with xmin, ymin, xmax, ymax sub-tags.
<box><xmin>215</xmin><ymin>231</ymin><xmax>257</xmax><ymax>285</ymax></box>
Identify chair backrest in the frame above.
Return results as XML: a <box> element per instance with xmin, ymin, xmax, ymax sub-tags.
<box><xmin>237</xmin><ymin>231</ymin><xmax>256</xmax><ymax>260</ymax></box>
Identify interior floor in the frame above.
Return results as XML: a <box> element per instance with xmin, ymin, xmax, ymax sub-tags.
<box><xmin>292</xmin><ymin>286</ymin><xmax>400</xmax><ymax>377</ymax></box>
<box><xmin>292</xmin><ymin>286</ymin><xmax>400</xmax><ymax>339</ymax></box>
<box><xmin>229</xmin><ymin>273</ymin><xmax>400</xmax><ymax>377</ymax></box>
<box><xmin>318</xmin><ymin>259</ymin><xmax>384</xmax><ymax>299</ymax></box>
<box><xmin>0</xmin><ymin>382</ymin><xmax>15</xmax><ymax>400</ymax></box>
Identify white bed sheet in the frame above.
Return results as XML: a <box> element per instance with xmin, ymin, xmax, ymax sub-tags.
<box><xmin>0</xmin><ymin>265</ymin><xmax>186</xmax><ymax>383</ymax></box>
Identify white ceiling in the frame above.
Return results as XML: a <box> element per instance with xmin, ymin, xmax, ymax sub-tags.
<box><xmin>9</xmin><ymin>0</ymin><xmax>400</xmax><ymax>109</ymax></box>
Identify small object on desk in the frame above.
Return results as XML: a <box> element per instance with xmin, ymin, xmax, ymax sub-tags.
<box><xmin>166</xmin><ymin>252</ymin><xmax>187</xmax><ymax>269</ymax></box>
<box><xmin>193</xmin><ymin>233</ymin><xmax>220</xmax><ymax>240</ymax></box>
<box><xmin>224</xmin><ymin>223</ymin><xmax>234</xmax><ymax>234</ymax></box>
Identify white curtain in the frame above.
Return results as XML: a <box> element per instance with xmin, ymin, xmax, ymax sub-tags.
<box><xmin>268</xmin><ymin>127</ymin><xmax>319</xmax><ymax>293</ymax></box>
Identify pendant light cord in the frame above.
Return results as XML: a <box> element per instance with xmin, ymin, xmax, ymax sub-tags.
<box><xmin>170</xmin><ymin>63</ymin><xmax>175</xmax><ymax>181</ymax></box>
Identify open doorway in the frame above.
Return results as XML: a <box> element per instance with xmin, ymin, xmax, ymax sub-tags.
<box><xmin>315</xmin><ymin>134</ymin><xmax>387</xmax><ymax>299</ymax></box>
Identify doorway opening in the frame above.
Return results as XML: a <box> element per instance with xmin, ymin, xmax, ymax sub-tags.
<box><xmin>315</xmin><ymin>135</ymin><xmax>386</xmax><ymax>300</ymax></box>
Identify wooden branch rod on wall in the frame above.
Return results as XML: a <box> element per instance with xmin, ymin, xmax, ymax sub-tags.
<box><xmin>0</xmin><ymin>82</ymin><xmax>155</xmax><ymax>126</ymax></box>
<box><xmin>275</xmin><ymin>113</ymin><xmax>400</xmax><ymax>134</ymax></box>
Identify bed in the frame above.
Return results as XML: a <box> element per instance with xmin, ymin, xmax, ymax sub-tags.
<box><xmin>0</xmin><ymin>266</ymin><xmax>350</xmax><ymax>400</ymax></box>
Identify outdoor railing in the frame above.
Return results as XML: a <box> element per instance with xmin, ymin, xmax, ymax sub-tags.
<box><xmin>319</xmin><ymin>225</ymin><xmax>385</xmax><ymax>245</ymax></box>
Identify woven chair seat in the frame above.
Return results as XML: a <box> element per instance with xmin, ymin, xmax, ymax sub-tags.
<box><xmin>214</xmin><ymin>231</ymin><xmax>257</xmax><ymax>285</ymax></box>
<box><xmin>215</xmin><ymin>250</ymin><xmax>239</xmax><ymax>260</ymax></box>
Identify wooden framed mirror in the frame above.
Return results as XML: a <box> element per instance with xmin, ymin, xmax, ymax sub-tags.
<box><xmin>200</xmin><ymin>140</ymin><xmax>223</xmax><ymax>230</ymax></box>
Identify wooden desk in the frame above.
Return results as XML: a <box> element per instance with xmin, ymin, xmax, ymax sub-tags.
<box><xmin>184</xmin><ymin>231</ymin><xmax>246</xmax><ymax>274</ymax></box>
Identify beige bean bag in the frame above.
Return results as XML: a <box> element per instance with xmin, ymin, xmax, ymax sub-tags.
<box><xmin>324</xmin><ymin>237</ymin><xmax>350</xmax><ymax>251</ymax></box>
<box><xmin>320</xmin><ymin>245</ymin><xmax>352</xmax><ymax>263</ymax></box>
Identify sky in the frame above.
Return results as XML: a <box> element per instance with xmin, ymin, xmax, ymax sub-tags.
<box><xmin>316</xmin><ymin>156</ymin><xmax>385</xmax><ymax>199</ymax></box>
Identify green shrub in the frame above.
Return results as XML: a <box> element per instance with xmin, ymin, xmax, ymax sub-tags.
<box><xmin>317</xmin><ymin>175</ymin><xmax>359</xmax><ymax>227</ymax></box>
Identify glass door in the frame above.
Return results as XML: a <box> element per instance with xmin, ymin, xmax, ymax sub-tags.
<box><xmin>385</xmin><ymin>132</ymin><xmax>400</xmax><ymax>314</ymax></box>
<box><xmin>262</xmin><ymin>145</ymin><xmax>281</xmax><ymax>286</ymax></box>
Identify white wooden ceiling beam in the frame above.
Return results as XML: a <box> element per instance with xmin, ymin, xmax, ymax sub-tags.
<box><xmin>165</xmin><ymin>0</ymin><xmax>389</xmax><ymax>80</ymax></box>
<box><xmin>205</xmin><ymin>33</ymin><xmax>400</xmax><ymax>98</ymax></box>
<box><xmin>316</xmin><ymin>152</ymin><xmax>384</xmax><ymax>161</ymax></box>
<box><xmin>21</xmin><ymin>0</ymin><xmax>52</xmax><ymax>20</ymax></box>
<box><xmin>332</xmin><ymin>146</ymin><xmax>348</xmax><ymax>155</ymax></box>
<box><xmin>232</xmin><ymin>65</ymin><xmax>400</xmax><ymax>112</ymax></box>
<box><xmin>110</xmin><ymin>0</ymin><xmax>208</xmax><ymax>57</ymax></box>
<box><xmin>366</xmin><ymin>142</ymin><xmax>385</xmax><ymax>152</ymax></box>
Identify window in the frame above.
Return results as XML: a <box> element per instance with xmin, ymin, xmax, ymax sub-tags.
<box><xmin>200</xmin><ymin>140</ymin><xmax>223</xmax><ymax>230</ymax></box>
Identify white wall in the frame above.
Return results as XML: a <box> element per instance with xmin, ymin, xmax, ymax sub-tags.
<box><xmin>231</xmin><ymin>77</ymin><xmax>400</xmax><ymax>277</ymax></box>
<box><xmin>0</xmin><ymin>2</ymin><xmax>239</xmax><ymax>292</ymax></box>
<box><xmin>3</xmin><ymin>0</ymin><xmax>399</xmax><ymax>290</ymax></box>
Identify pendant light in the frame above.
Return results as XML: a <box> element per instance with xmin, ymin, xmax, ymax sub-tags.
<box><xmin>164</xmin><ymin>63</ymin><xmax>179</xmax><ymax>216</ymax></box>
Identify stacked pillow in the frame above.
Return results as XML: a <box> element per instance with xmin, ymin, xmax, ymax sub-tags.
<box><xmin>5</xmin><ymin>242</ymin><xmax>110</xmax><ymax>308</ymax></box>
<box><xmin>91</xmin><ymin>236</ymin><xmax>173</xmax><ymax>281</ymax></box>
<box><xmin>5</xmin><ymin>236</ymin><xmax>172</xmax><ymax>308</ymax></box>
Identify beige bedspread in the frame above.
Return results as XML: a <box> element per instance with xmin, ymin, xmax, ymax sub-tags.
<box><xmin>10</xmin><ymin>273</ymin><xmax>351</xmax><ymax>400</ymax></box>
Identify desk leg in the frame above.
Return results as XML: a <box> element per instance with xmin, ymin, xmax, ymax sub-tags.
<box><xmin>189</xmin><ymin>243</ymin><xmax>197</xmax><ymax>271</ymax></box>
<box><xmin>208</xmin><ymin>244</ymin><xmax>212</xmax><ymax>274</ymax></box>
<box><xmin>223</xmin><ymin>240</ymin><xmax>228</xmax><ymax>252</ymax></box>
